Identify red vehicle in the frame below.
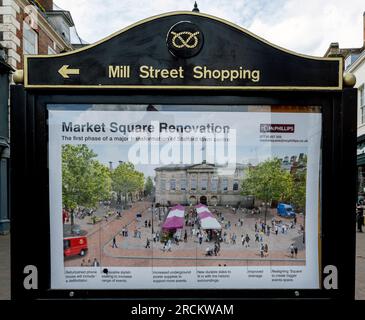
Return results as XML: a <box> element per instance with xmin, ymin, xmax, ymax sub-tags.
<box><xmin>63</xmin><ymin>236</ymin><xmax>88</xmax><ymax>257</ymax></box>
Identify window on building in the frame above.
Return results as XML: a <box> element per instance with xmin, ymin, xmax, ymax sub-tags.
<box><xmin>170</xmin><ymin>179</ymin><xmax>176</xmax><ymax>191</ymax></box>
<box><xmin>23</xmin><ymin>23</ymin><xmax>38</xmax><ymax>54</ymax></box>
<box><xmin>190</xmin><ymin>176</ymin><xmax>197</xmax><ymax>191</ymax></box>
<box><xmin>222</xmin><ymin>178</ymin><xmax>228</xmax><ymax>191</ymax></box>
<box><xmin>360</xmin><ymin>85</ymin><xmax>365</xmax><ymax>124</ymax></box>
<box><xmin>160</xmin><ymin>179</ymin><xmax>166</xmax><ymax>191</ymax></box>
<box><xmin>200</xmin><ymin>176</ymin><xmax>208</xmax><ymax>191</ymax></box>
<box><xmin>211</xmin><ymin>178</ymin><xmax>218</xmax><ymax>192</ymax></box>
<box><xmin>180</xmin><ymin>179</ymin><xmax>186</xmax><ymax>191</ymax></box>
<box><xmin>233</xmin><ymin>180</ymin><xmax>239</xmax><ymax>191</ymax></box>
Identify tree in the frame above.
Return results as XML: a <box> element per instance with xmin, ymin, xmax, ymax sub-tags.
<box><xmin>290</xmin><ymin>155</ymin><xmax>307</xmax><ymax>213</ymax></box>
<box><xmin>144</xmin><ymin>176</ymin><xmax>154</xmax><ymax>197</ymax></box>
<box><xmin>111</xmin><ymin>162</ymin><xmax>144</xmax><ymax>207</ymax></box>
<box><xmin>62</xmin><ymin>145</ymin><xmax>111</xmax><ymax>221</ymax></box>
<box><xmin>241</xmin><ymin>158</ymin><xmax>294</xmax><ymax>222</ymax></box>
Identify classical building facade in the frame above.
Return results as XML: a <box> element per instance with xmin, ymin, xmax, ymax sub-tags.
<box><xmin>154</xmin><ymin>161</ymin><xmax>246</xmax><ymax>206</ymax></box>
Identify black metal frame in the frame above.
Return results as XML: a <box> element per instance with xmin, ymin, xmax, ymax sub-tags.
<box><xmin>10</xmin><ymin>86</ymin><xmax>357</xmax><ymax>300</ymax></box>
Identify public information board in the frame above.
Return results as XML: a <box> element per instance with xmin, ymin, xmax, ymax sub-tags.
<box><xmin>11</xmin><ymin>11</ymin><xmax>356</xmax><ymax>300</ymax></box>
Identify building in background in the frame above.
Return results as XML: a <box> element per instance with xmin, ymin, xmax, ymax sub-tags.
<box><xmin>0</xmin><ymin>43</ymin><xmax>12</xmax><ymax>234</ymax></box>
<box><xmin>154</xmin><ymin>161</ymin><xmax>246</xmax><ymax>206</ymax></box>
<box><xmin>0</xmin><ymin>0</ymin><xmax>84</xmax><ymax>69</ymax></box>
<box><xmin>0</xmin><ymin>0</ymin><xmax>83</xmax><ymax>233</ymax></box>
<box><xmin>325</xmin><ymin>12</ymin><xmax>365</xmax><ymax>199</ymax></box>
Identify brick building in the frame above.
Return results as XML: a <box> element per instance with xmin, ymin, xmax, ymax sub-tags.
<box><xmin>0</xmin><ymin>0</ymin><xmax>78</xmax><ymax>233</ymax></box>
<box><xmin>0</xmin><ymin>0</ymin><xmax>75</xmax><ymax>70</ymax></box>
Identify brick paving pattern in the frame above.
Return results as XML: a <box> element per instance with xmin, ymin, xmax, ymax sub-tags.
<box><xmin>64</xmin><ymin>201</ymin><xmax>305</xmax><ymax>268</ymax></box>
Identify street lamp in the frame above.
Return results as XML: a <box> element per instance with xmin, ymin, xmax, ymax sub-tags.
<box><xmin>151</xmin><ymin>203</ymin><xmax>154</xmax><ymax>234</ymax></box>
<box><xmin>262</xmin><ymin>201</ymin><xmax>270</xmax><ymax>224</ymax></box>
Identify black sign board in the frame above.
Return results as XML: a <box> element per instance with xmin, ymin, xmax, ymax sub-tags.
<box><xmin>25</xmin><ymin>12</ymin><xmax>341</xmax><ymax>90</ymax></box>
<box><xmin>11</xmin><ymin>10</ymin><xmax>356</xmax><ymax>301</ymax></box>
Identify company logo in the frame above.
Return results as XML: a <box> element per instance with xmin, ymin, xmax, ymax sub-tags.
<box><xmin>260</xmin><ymin>124</ymin><xmax>295</xmax><ymax>133</ymax></box>
<box><xmin>166</xmin><ymin>21</ymin><xmax>204</xmax><ymax>58</ymax></box>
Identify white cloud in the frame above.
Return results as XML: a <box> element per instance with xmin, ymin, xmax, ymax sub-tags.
<box><xmin>55</xmin><ymin>0</ymin><xmax>364</xmax><ymax>56</ymax></box>
<box><xmin>248</xmin><ymin>0</ymin><xmax>364</xmax><ymax>56</ymax></box>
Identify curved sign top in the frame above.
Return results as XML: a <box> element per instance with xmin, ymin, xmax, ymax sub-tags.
<box><xmin>24</xmin><ymin>11</ymin><xmax>342</xmax><ymax>90</ymax></box>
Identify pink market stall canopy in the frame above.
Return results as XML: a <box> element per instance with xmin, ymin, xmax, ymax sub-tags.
<box><xmin>162</xmin><ymin>205</ymin><xmax>185</xmax><ymax>230</ymax></box>
<box><xmin>198</xmin><ymin>211</ymin><xmax>213</xmax><ymax>219</ymax></box>
<box><xmin>195</xmin><ymin>204</ymin><xmax>221</xmax><ymax>230</ymax></box>
<box><xmin>196</xmin><ymin>204</ymin><xmax>208</xmax><ymax>214</ymax></box>
<box><xmin>162</xmin><ymin>216</ymin><xmax>184</xmax><ymax>230</ymax></box>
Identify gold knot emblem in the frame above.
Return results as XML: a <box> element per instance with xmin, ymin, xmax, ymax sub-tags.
<box><xmin>170</xmin><ymin>31</ymin><xmax>200</xmax><ymax>49</ymax></box>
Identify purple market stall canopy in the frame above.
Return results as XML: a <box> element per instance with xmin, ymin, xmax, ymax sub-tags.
<box><xmin>162</xmin><ymin>205</ymin><xmax>185</xmax><ymax>230</ymax></box>
<box><xmin>196</xmin><ymin>204</ymin><xmax>208</xmax><ymax>214</ymax></box>
<box><xmin>195</xmin><ymin>204</ymin><xmax>221</xmax><ymax>230</ymax></box>
<box><xmin>162</xmin><ymin>216</ymin><xmax>184</xmax><ymax>230</ymax></box>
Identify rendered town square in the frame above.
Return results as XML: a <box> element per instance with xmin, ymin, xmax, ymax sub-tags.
<box><xmin>63</xmin><ymin>145</ymin><xmax>306</xmax><ymax>268</ymax></box>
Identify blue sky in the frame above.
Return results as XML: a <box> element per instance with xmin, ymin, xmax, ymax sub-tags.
<box><xmin>55</xmin><ymin>0</ymin><xmax>365</xmax><ymax>56</ymax></box>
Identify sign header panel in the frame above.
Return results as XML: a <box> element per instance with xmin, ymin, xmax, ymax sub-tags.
<box><xmin>25</xmin><ymin>12</ymin><xmax>342</xmax><ymax>90</ymax></box>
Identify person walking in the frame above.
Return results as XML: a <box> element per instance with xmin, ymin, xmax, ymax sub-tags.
<box><xmin>167</xmin><ymin>239</ymin><xmax>172</xmax><ymax>251</ymax></box>
<box><xmin>357</xmin><ymin>210</ymin><xmax>364</xmax><ymax>232</ymax></box>
<box><xmin>162</xmin><ymin>240</ymin><xmax>168</xmax><ymax>252</ymax></box>
<box><xmin>260</xmin><ymin>243</ymin><xmax>264</xmax><ymax>258</ymax></box>
<box><xmin>231</xmin><ymin>233</ymin><xmax>236</xmax><ymax>245</ymax></box>
<box><xmin>259</xmin><ymin>231</ymin><xmax>263</xmax><ymax>242</ymax></box>
<box><xmin>241</xmin><ymin>235</ymin><xmax>245</xmax><ymax>246</ymax></box>
<box><xmin>214</xmin><ymin>243</ymin><xmax>219</xmax><ymax>256</ymax></box>
<box><xmin>294</xmin><ymin>245</ymin><xmax>298</xmax><ymax>258</ymax></box>
<box><xmin>199</xmin><ymin>233</ymin><xmax>203</xmax><ymax>245</ymax></box>
<box><xmin>145</xmin><ymin>238</ymin><xmax>151</xmax><ymax>248</ymax></box>
<box><xmin>290</xmin><ymin>244</ymin><xmax>295</xmax><ymax>258</ymax></box>
<box><xmin>245</xmin><ymin>234</ymin><xmax>250</xmax><ymax>248</ymax></box>
<box><xmin>112</xmin><ymin>236</ymin><xmax>118</xmax><ymax>248</ymax></box>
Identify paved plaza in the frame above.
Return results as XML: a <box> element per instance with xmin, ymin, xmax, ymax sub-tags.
<box><xmin>356</xmin><ymin>230</ymin><xmax>365</xmax><ymax>300</ymax></box>
<box><xmin>64</xmin><ymin>201</ymin><xmax>305</xmax><ymax>268</ymax></box>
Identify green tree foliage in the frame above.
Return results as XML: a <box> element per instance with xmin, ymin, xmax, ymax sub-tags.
<box><xmin>111</xmin><ymin>162</ymin><xmax>144</xmax><ymax>205</ymax></box>
<box><xmin>241</xmin><ymin>158</ymin><xmax>294</xmax><ymax>204</ymax></box>
<box><xmin>62</xmin><ymin>145</ymin><xmax>111</xmax><ymax>210</ymax></box>
<box><xmin>144</xmin><ymin>176</ymin><xmax>154</xmax><ymax>196</ymax></box>
<box><xmin>290</xmin><ymin>156</ymin><xmax>307</xmax><ymax>213</ymax></box>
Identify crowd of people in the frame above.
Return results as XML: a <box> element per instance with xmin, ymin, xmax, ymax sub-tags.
<box><xmin>107</xmin><ymin>203</ymin><xmax>302</xmax><ymax>261</ymax></box>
